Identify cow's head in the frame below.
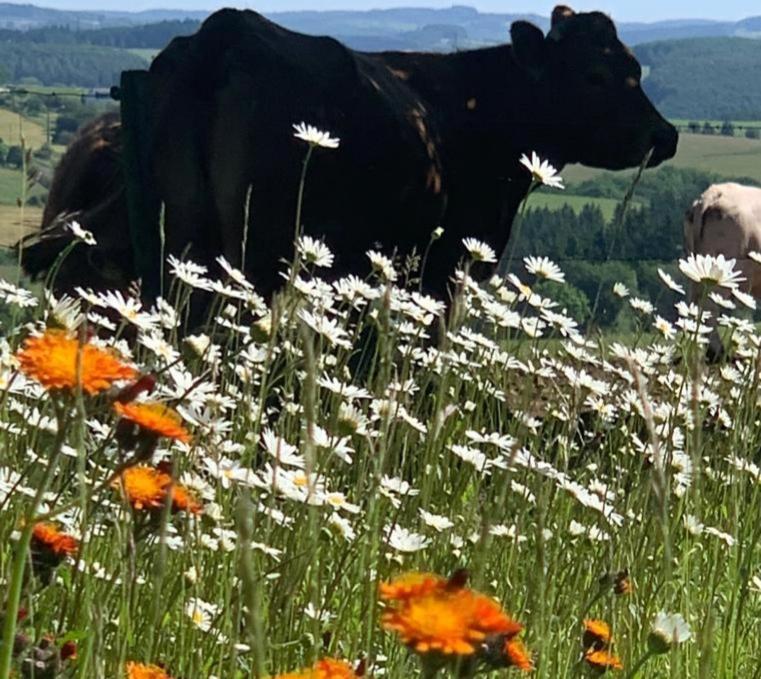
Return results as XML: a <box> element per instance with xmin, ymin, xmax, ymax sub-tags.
<box><xmin>18</xmin><ymin>113</ymin><xmax>136</xmax><ymax>294</ymax></box>
<box><xmin>510</xmin><ymin>5</ymin><xmax>677</xmax><ymax>169</ymax></box>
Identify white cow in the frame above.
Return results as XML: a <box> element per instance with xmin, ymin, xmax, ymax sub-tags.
<box><xmin>684</xmin><ymin>182</ymin><xmax>761</xmax><ymax>359</ymax></box>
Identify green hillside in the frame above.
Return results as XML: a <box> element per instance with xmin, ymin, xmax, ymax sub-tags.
<box><xmin>0</xmin><ymin>43</ymin><xmax>147</xmax><ymax>88</ymax></box>
<box><xmin>636</xmin><ymin>37</ymin><xmax>761</xmax><ymax>119</ymax></box>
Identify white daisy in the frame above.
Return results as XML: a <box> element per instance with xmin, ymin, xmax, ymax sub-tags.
<box><xmin>658</xmin><ymin>268</ymin><xmax>685</xmax><ymax>295</ymax></box>
<box><xmin>384</xmin><ymin>525</ymin><xmax>430</xmax><ymax>553</ymax></box>
<box><xmin>185</xmin><ymin>598</ymin><xmax>219</xmax><ymax>633</ymax></box>
<box><xmin>524</xmin><ymin>256</ymin><xmax>565</xmax><ymax>283</ymax></box>
<box><xmin>292</xmin><ymin>122</ymin><xmax>340</xmax><ymax>149</ymax></box>
<box><xmin>297</xmin><ymin>235</ymin><xmax>335</xmax><ymax>268</ymax></box>
<box><xmin>366</xmin><ymin>250</ymin><xmax>398</xmax><ymax>281</ymax></box>
<box><xmin>519</xmin><ymin>151</ymin><xmax>564</xmax><ymax>189</ymax></box>
<box><xmin>419</xmin><ymin>509</ymin><xmax>455</xmax><ymax>532</ymax></box>
<box><xmin>67</xmin><ymin>220</ymin><xmax>96</xmax><ymax>246</ymax></box>
<box><xmin>462</xmin><ymin>238</ymin><xmax>497</xmax><ymax>263</ymax></box>
<box><xmin>731</xmin><ymin>288</ymin><xmax>756</xmax><ymax>309</ymax></box>
<box><xmin>649</xmin><ymin>612</ymin><xmax>692</xmax><ymax>652</ymax></box>
<box><xmin>679</xmin><ymin>253</ymin><xmax>745</xmax><ymax>288</ymax></box>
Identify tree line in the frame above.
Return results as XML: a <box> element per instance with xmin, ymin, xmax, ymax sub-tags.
<box><xmin>507</xmin><ymin>166</ymin><xmax>757</xmax><ymax>331</ymax></box>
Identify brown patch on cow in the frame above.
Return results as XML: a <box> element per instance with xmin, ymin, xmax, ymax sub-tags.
<box><xmin>625</xmin><ymin>77</ymin><xmax>638</xmax><ymax>89</ymax></box>
<box><xmin>388</xmin><ymin>67</ymin><xmax>410</xmax><ymax>81</ymax></box>
<box><xmin>426</xmin><ymin>165</ymin><xmax>442</xmax><ymax>195</ymax></box>
<box><xmin>410</xmin><ymin>107</ymin><xmax>438</xmax><ymax>162</ymax></box>
<box><xmin>466</xmin><ymin>98</ymin><xmax>477</xmax><ymax>110</ymax></box>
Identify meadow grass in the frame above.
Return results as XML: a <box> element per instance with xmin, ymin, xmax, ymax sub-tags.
<box><xmin>0</xmin><ymin>236</ymin><xmax>757</xmax><ymax>678</ymax></box>
<box><xmin>0</xmin><ymin>141</ymin><xmax>758</xmax><ymax>679</ymax></box>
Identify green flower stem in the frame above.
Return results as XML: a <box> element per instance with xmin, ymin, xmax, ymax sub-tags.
<box><xmin>0</xmin><ymin>409</ymin><xmax>68</xmax><ymax>679</ymax></box>
<box><xmin>289</xmin><ymin>143</ymin><xmax>315</xmax><ymax>285</ymax></box>
<box><xmin>625</xmin><ymin>649</ymin><xmax>656</xmax><ymax>679</ymax></box>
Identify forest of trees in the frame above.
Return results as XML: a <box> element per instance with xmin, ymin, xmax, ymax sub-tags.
<box><xmin>636</xmin><ymin>38</ymin><xmax>761</xmax><ymax>120</ymax></box>
<box><xmin>0</xmin><ymin>43</ymin><xmax>146</xmax><ymax>87</ymax></box>
<box><xmin>507</xmin><ymin>167</ymin><xmax>757</xmax><ymax>331</ymax></box>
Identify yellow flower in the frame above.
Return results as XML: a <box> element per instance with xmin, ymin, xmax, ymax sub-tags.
<box><xmin>16</xmin><ymin>329</ymin><xmax>135</xmax><ymax>394</ymax></box>
<box><xmin>125</xmin><ymin>661</ymin><xmax>173</xmax><ymax>679</ymax></box>
<box><xmin>272</xmin><ymin>657</ymin><xmax>359</xmax><ymax>678</ymax></box>
<box><xmin>381</xmin><ymin>572</ymin><xmax>523</xmax><ymax>656</ymax></box>
<box><xmin>114</xmin><ymin>401</ymin><xmax>191</xmax><ymax>443</ymax></box>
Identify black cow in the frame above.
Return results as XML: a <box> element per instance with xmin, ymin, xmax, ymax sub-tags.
<box><xmin>20</xmin><ymin>5</ymin><xmax>677</xmax><ymax>301</ymax></box>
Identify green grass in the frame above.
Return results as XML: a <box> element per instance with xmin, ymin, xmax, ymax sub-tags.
<box><xmin>528</xmin><ymin>191</ymin><xmax>628</xmax><ymax>220</ymax></box>
<box><xmin>127</xmin><ymin>48</ymin><xmax>160</xmax><ymax>62</ymax></box>
<box><xmin>564</xmin><ymin>132</ymin><xmax>761</xmax><ymax>184</ymax></box>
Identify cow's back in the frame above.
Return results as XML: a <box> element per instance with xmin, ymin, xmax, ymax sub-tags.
<box><xmin>685</xmin><ymin>182</ymin><xmax>761</xmax><ymax>259</ymax></box>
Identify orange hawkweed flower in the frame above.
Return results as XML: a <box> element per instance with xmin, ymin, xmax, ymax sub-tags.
<box><xmin>114</xmin><ymin>465</ymin><xmax>200</xmax><ymax>515</ymax></box>
<box><xmin>379</xmin><ymin>572</ymin><xmax>448</xmax><ymax>602</ymax></box>
<box><xmin>31</xmin><ymin>522</ymin><xmax>79</xmax><ymax>558</ymax></box>
<box><xmin>171</xmin><ymin>484</ymin><xmax>202</xmax><ymax>515</ymax></box>
<box><xmin>115</xmin><ymin>466</ymin><xmax>171</xmax><ymax>511</ymax></box>
<box><xmin>381</xmin><ymin>573</ymin><xmax>523</xmax><ymax>656</ymax></box>
<box><xmin>583</xmin><ymin>619</ymin><xmax>613</xmax><ymax>651</ymax></box>
<box><xmin>584</xmin><ymin>649</ymin><xmax>623</xmax><ymax>672</ymax></box>
<box><xmin>16</xmin><ymin>329</ymin><xmax>136</xmax><ymax>395</ymax></box>
<box><xmin>125</xmin><ymin>661</ymin><xmax>173</xmax><ymax>678</ymax></box>
<box><xmin>503</xmin><ymin>637</ymin><xmax>534</xmax><ymax>671</ymax></box>
<box><xmin>272</xmin><ymin>657</ymin><xmax>360</xmax><ymax>678</ymax></box>
<box><xmin>114</xmin><ymin>401</ymin><xmax>191</xmax><ymax>443</ymax></box>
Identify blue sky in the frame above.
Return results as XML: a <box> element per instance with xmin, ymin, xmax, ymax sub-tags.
<box><xmin>16</xmin><ymin>0</ymin><xmax>761</xmax><ymax>22</ymax></box>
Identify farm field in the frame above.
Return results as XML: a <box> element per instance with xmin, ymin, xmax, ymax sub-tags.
<box><xmin>529</xmin><ymin>191</ymin><xmax>627</xmax><ymax>220</ymax></box>
<box><xmin>0</xmin><ymin>107</ymin><xmax>47</xmax><ymax>149</ymax></box>
<box><xmin>564</xmin><ymin>132</ymin><xmax>761</xmax><ymax>184</ymax></box>
<box><xmin>128</xmin><ymin>48</ymin><xmax>160</xmax><ymax>61</ymax></box>
<box><xmin>0</xmin><ymin>204</ymin><xmax>42</xmax><ymax>246</ymax></box>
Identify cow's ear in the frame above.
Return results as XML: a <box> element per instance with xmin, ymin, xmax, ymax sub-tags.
<box><xmin>510</xmin><ymin>21</ymin><xmax>546</xmax><ymax>78</ymax></box>
<box><xmin>552</xmin><ymin>5</ymin><xmax>575</xmax><ymax>27</ymax></box>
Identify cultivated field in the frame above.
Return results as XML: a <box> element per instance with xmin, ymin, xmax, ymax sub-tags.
<box><xmin>564</xmin><ymin>132</ymin><xmax>761</xmax><ymax>184</ymax></box>
<box><xmin>528</xmin><ymin>191</ymin><xmax>627</xmax><ymax>220</ymax></box>
<box><xmin>0</xmin><ymin>108</ymin><xmax>47</xmax><ymax>149</ymax></box>
<box><xmin>0</xmin><ymin>204</ymin><xmax>41</xmax><ymax>245</ymax></box>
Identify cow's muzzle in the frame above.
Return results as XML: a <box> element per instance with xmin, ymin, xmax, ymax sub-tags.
<box><xmin>648</xmin><ymin>125</ymin><xmax>679</xmax><ymax>167</ymax></box>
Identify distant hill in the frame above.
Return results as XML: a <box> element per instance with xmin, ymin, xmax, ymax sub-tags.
<box><xmin>1</xmin><ymin>4</ymin><xmax>761</xmax><ymax>120</ymax></box>
<box><xmin>636</xmin><ymin>37</ymin><xmax>761</xmax><ymax>119</ymax></box>
<box><xmin>1</xmin><ymin>3</ymin><xmax>761</xmax><ymax>47</ymax></box>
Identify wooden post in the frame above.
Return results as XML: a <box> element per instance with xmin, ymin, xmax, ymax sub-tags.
<box><xmin>116</xmin><ymin>70</ymin><xmax>162</xmax><ymax>302</ymax></box>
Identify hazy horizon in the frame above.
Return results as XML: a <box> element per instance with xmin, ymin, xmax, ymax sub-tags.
<box><xmin>2</xmin><ymin>0</ymin><xmax>760</xmax><ymax>23</ymax></box>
